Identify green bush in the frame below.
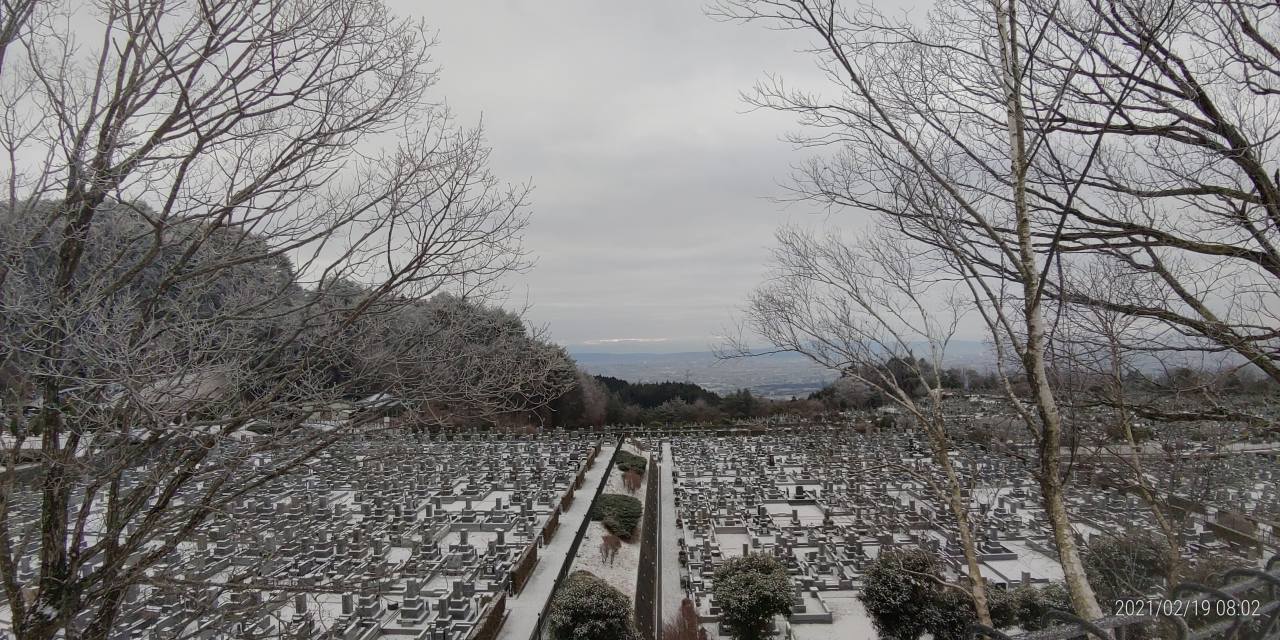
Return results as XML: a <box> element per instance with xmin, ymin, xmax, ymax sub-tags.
<box><xmin>860</xmin><ymin>547</ymin><xmax>1074</xmax><ymax>639</ymax></box>
<box><xmin>615</xmin><ymin>450</ymin><xmax>648</xmax><ymax>474</ymax></box>
<box><xmin>989</xmin><ymin>583</ymin><xmax>1072</xmax><ymax>632</ymax></box>
<box><xmin>1083</xmin><ymin>530</ymin><xmax>1168</xmax><ymax>603</ymax></box>
<box><xmin>590</xmin><ymin>493</ymin><xmax>643</xmax><ymax>540</ymax></box>
<box><xmin>711</xmin><ymin>553</ymin><xmax>793</xmax><ymax>640</ymax></box>
<box><xmin>860</xmin><ymin>548</ymin><xmax>940</xmax><ymax>640</ymax></box>
<box><xmin>549</xmin><ymin>571</ymin><xmax>638</xmax><ymax>640</ymax></box>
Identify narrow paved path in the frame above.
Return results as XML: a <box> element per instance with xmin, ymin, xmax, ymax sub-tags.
<box><xmin>659</xmin><ymin>440</ymin><xmax>684</xmax><ymax>623</ymax></box>
<box><xmin>497</xmin><ymin>445</ymin><xmax>617</xmax><ymax>640</ymax></box>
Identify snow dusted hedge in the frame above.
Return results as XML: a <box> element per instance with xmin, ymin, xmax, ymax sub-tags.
<box><xmin>615</xmin><ymin>450</ymin><xmax>648</xmax><ymax>475</ymax></box>
<box><xmin>549</xmin><ymin>570</ymin><xmax>638</xmax><ymax>640</ymax></box>
<box><xmin>589</xmin><ymin>493</ymin><xmax>643</xmax><ymax>541</ymax></box>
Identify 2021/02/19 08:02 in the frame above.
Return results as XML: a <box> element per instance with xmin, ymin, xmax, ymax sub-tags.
<box><xmin>1114</xmin><ymin>598</ymin><xmax>1263</xmax><ymax>618</ymax></box>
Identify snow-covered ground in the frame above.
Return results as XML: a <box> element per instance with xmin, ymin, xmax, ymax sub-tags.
<box><xmin>566</xmin><ymin>441</ymin><xmax>648</xmax><ymax>600</ymax></box>
<box><xmin>990</xmin><ymin>540</ymin><xmax>1066</xmax><ymax>583</ymax></box>
<box><xmin>792</xmin><ymin>592</ymin><xmax>879</xmax><ymax>640</ymax></box>
<box><xmin>574</xmin><ymin>520</ymin><xmax>642</xmax><ymax>598</ymax></box>
<box><xmin>659</xmin><ymin>441</ymin><xmax>685</xmax><ymax>623</ymax></box>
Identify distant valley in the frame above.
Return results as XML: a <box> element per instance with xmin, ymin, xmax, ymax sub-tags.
<box><xmin>570</xmin><ymin>350</ymin><xmax>838</xmax><ymax>399</ymax></box>
<box><xmin>570</xmin><ymin>342</ymin><xmax>997</xmax><ymax>399</ymax></box>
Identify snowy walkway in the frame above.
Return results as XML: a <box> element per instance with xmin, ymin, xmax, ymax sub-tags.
<box><xmin>659</xmin><ymin>440</ymin><xmax>684</xmax><ymax>623</ymax></box>
<box><xmin>496</xmin><ymin>444</ymin><xmax>617</xmax><ymax>640</ymax></box>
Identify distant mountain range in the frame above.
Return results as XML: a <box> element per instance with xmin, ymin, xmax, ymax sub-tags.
<box><xmin>568</xmin><ymin>342</ymin><xmax>996</xmax><ymax>399</ymax></box>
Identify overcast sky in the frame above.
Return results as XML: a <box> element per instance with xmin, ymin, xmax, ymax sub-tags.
<box><xmin>407</xmin><ymin>1</ymin><xmax>837</xmax><ymax>353</ymax></box>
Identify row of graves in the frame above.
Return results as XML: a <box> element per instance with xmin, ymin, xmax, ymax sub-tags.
<box><xmin>1154</xmin><ymin>452</ymin><xmax>1278</xmax><ymax>555</ymax></box>
<box><xmin>665</xmin><ymin>426</ymin><xmax>1272</xmax><ymax>640</ymax></box>
<box><xmin>666</xmin><ymin>429</ymin><xmax>1086</xmax><ymax>640</ymax></box>
<box><xmin>950</xmin><ymin>394</ymin><xmax>1280</xmax><ymax>556</ymax></box>
<box><xmin>3</xmin><ymin>432</ymin><xmax>598</xmax><ymax>640</ymax></box>
<box><xmin>1069</xmin><ymin>455</ymin><xmax>1279</xmax><ymax>562</ymax></box>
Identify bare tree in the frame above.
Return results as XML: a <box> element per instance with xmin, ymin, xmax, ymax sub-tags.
<box><xmin>577</xmin><ymin>373</ymin><xmax>610</xmax><ymax>428</ymax></box>
<box><xmin>1004</xmin><ymin>0</ymin><xmax>1280</xmax><ymax>592</ymax></box>
<box><xmin>711</xmin><ymin>0</ymin><xmax>1106</xmax><ymax>619</ymax></box>
<box><xmin>1018</xmin><ymin>0</ymin><xmax>1280</xmax><ymax>393</ymax></box>
<box><xmin>662</xmin><ymin>598</ymin><xmax>701</xmax><ymax>640</ymax></box>
<box><xmin>623</xmin><ymin>469</ymin><xmax>644</xmax><ymax>495</ymax></box>
<box><xmin>1052</xmin><ymin>264</ymin><xmax>1268</xmax><ymax>592</ymax></box>
<box><xmin>723</xmin><ymin>227</ymin><xmax>999</xmax><ymax>625</ymax></box>
<box><xmin>1054</xmin><ymin>288</ymin><xmax>1191</xmax><ymax>589</ymax></box>
<box><xmin>0</xmin><ymin>0</ymin><xmax>566</xmax><ymax>638</ymax></box>
<box><xmin>599</xmin><ymin>533</ymin><xmax>622</xmax><ymax>566</ymax></box>
<box><xmin>350</xmin><ymin>294</ymin><xmax>579</xmax><ymax>429</ymax></box>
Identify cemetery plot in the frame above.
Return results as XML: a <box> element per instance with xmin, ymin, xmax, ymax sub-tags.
<box><xmin>2</xmin><ymin>432</ymin><xmax>599</xmax><ymax>640</ymax></box>
<box><xmin>4</xmin><ymin>422</ymin><xmax>1270</xmax><ymax>640</ymax></box>
<box><xmin>663</xmin><ymin>426</ymin><xmax>1274</xmax><ymax>640</ymax></box>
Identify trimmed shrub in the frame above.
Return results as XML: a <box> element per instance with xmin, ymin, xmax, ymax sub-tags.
<box><xmin>615</xmin><ymin>450</ymin><xmax>648</xmax><ymax>474</ymax></box>
<box><xmin>712</xmin><ymin>553</ymin><xmax>793</xmax><ymax>640</ymax></box>
<box><xmin>861</xmin><ymin>547</ymin><xmax>1072</xmax><ymax>639</ymax></box>
<box><xmin>511</xmin><ymin>546</ymin><xmax>538</xmax><ymax>593</ymax></box>
<box><xmin>549</xmin><ymin>571</ymin><xmax>638</xmax><ymax>640</ymax></box>
<box><xmin>990</xmin><ymin>583</ymin><xmax>1072</xmax><ymax>632</ymax></box>
<box><xmin>860</xmin><ymin>548</ymin><xmax>957</xmax><ymax>640</ymax></box>
<box><xmin>543</xmin><ymin>509</ymin><xmax>560</xmax><ymax>544</ymax></box>
<box><xmin>590</xmin><ymin>493</ymin><xmax>643</xmax><ymax>540</ymax></box>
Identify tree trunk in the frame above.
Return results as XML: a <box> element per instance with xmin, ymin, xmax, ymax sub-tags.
<box><xmin>992</xmin><ymin>0</ymin><xmax>1105</xmax><ymax>621</ymax></box>
<box><xmin>1019</xmin><ymin>221</ymin><xmax>1105</xmax><ymax>621</ymax></box>
<box><xmin>942</xmin><ymin>458</ymin><xmax>993</xmax><ymax>625</ymax></box>
<box><xmin>1036</xmin><ymin>459</ymin><xmax>1104</xmax><ymax>619</ymax></box>
<box><xmin>1019</xmin><ymin>164</ymin><xmax>1106</xmax><ymax>623</ymax></box>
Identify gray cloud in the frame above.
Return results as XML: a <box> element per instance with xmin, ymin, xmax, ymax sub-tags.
<box><xmin>407</xmin><ymin>1</ymin><xmax>834</xmax><ymax>352</ymax></box>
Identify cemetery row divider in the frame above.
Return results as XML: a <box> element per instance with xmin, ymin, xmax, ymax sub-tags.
<box><xmin>529</xmin><ymin>436</ymin><xmax>624</xmax><ymax>640</ymax></box>
<box><xmin>635</xmin><ymin>448</ymin><xmax>660</xmax><ymax>640</ymax></box>
<box><xmin>466</xmin><ymin>592</ymin><xmax>507</xmax><ymax>640</ymax></box>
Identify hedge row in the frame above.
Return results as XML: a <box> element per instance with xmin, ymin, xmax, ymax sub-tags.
<box><xmin>589</xmin><ymin>493</ymin><xmax>643</xmax><ymax>540</ymax></box>
<box><xmin>615</xmin><ymin>450</ymin><xmax>647</xmax><ymax>475</ymax></box>
<box><xmin>549</xmin><ymin>571</ymin><xmax>638</xmax><ymax>640</ymax></box>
